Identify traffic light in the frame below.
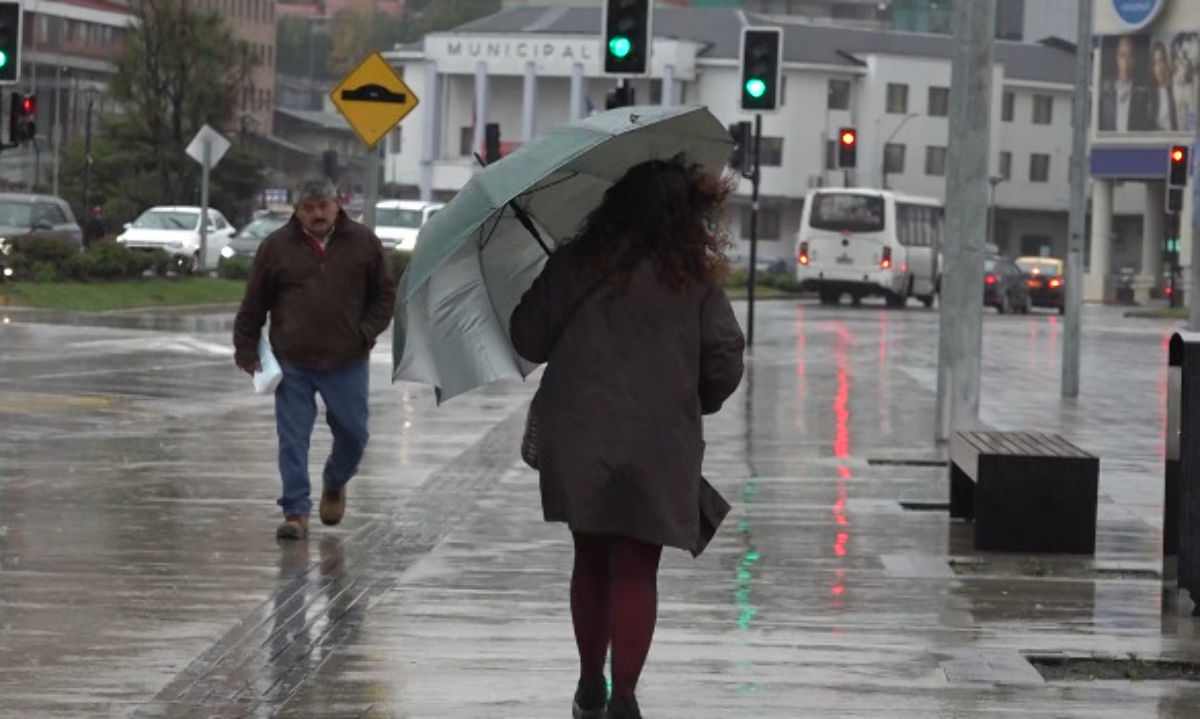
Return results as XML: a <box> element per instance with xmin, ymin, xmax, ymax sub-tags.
<box><xmin>484</xmin><ymin>122</ymin><xmax>501</xmax><ymax>164</ymax></box>
<box><xmin>605</xmin><ymin>84</ymin><xmax>635</xmax><ymax>110</ymax></box>
<box><xmin>740</xmin><ymin>27</ymin><xmax>782</xmax><ymax>112</ymax></box>
<box><xmin>8</xmin><ymin>92</ymin><xmax>33</xmax><ymax>145</ymax></box>
<box><xmin>0</xmin><ymin>2</ymin><xmax>21</xmax><ymax>86</ymax></box>
<box><xmin>728</xmin><ymin>121</ymin><xmax>752</xmax><ymax>176</ymax></box>
<box><xmin>837</xmin><ymin>127</ymin><xmax>857</xmax><ymax>168</ymax></box>
<box><xmin>603</xmin><ymin>0</ymin><xmax>651</xmax><ymax>75</ymax></box>
<box><xmin>1167</xmin><ymin>144</ymin><xmax>1188</xmax><ymax>213</ymax></box>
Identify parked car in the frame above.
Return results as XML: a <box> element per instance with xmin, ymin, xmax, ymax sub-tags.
<box><xmin>1015</xmin><ymin>256</ymin><xmax>1065</xmax><ymax>314</ymax></box>
<box><xmin>374</xmin><ymin>200</ymin><xmax>443</xmax><ymax>252</ymax></box>
<box><xmin>0</xmin><ymin>192</ymin><xmax>84</xmax><ymax>253</ymax></box>
<box><xmin>116</xmin><ymin>206</ymin><xmax>236</xmax><ymax>273</ymax></box>
<box><xmin>220</xmin><ymin>211</ymin><xmax>289</xmax><ymax>263</ymax></box>
<box><xmin>984</xmin><ymin>256</ymin><xmax>1032</xmax><ymax>314</ymax></box>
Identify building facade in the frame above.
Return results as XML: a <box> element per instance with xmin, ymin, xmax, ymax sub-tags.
<box><xmin>383</xmin><ymin>6</ymin><xmax>1101</xmax><ymax>274</ymax></box>
<box><xmin>200</xmin><ymin>0</ymin><xmax>278</xmax><ymax>136</ymax></box>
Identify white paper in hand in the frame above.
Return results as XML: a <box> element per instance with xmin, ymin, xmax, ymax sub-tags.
<box><xmin>253</xmin><ymin>334</ymin><xmax>283</xmax><ymax>394</ymax></box>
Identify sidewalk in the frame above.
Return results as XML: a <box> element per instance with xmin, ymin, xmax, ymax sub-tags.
<box><xmin>2</xmin><ymin>302</ymin><xmax>1198</xmax><ymax>717</ymax></box>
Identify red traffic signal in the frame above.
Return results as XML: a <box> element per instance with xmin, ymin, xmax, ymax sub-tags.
<box><xmin>8</xmin><ymin>92</ymin><xmax>35</xmax><ymax>145</ymax></box>
<box><xmin>1168</xmin><ymin>144</ymin><xmax>1188</xmax><ymax>187</ymax></box>
<box><xmin>837</xmin><ymin>126</ymin><xmax>857</xmax><ymax>168</ymax></box>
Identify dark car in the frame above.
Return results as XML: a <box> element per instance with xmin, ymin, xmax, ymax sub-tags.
<box><xmin>219</xmin><ymin>212</ymin><xmax>288</xmax><ymax>264</ymax></box>
<box><xmin>1016</xmin><ymin>256</ymin><xmax>1065</xmax><ymax>314</ymax></box>
<box><xmin>0</xmin><ymin>192</ymin><xmax>84</xmax><ymax>254</ymax></box>
<box><xmin>984</xmin><ymin>256</ymin><xmax>1032</xmax><ymax>314</ymax></box>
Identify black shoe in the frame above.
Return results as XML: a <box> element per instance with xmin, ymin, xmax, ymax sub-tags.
<box><xmin>606</xmin><ymin>694</ymin><xmax>641</xmax><ymax>719</ymax></box>
<box><xmin>572</xmin><ymin>676</ymin><xmax>607</xmax><ymax>719</ymax></box>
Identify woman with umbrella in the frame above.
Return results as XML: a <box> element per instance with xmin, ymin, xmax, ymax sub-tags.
<box><xmin>510</xmin><ymin>156</ymin><xmax>746</xmax><ymax>719</ymax></box>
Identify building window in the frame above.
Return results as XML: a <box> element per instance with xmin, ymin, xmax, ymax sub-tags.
<box><xmin>1002</xmin><ymin>91</ymin><xmax>1015</xmax><ymax>122</ymax></box>
<box><xmin>927</xmin><ymin>86</ymin><xmax>949</xmax><ymax>117</ymax></box>
<box><xmin>884</xmin><ymin>143</ymin><xmax>906</xmax><ymax>175</ymax></box>
<box><xmin>828</xmin><ymin>79</ymin><xmax>851</xmax><ymax>110</ymax></box>
<box><xmin>999</xmin><ymin>151</ymin><xmax>1012</xmax><ymax>180</ymax></box>
<box><xmin>389</xmin><ymin>127</ymin><xmax>402</xmax><ymax>154</ymax></box>
<box><xmin>886</xmin><ymin>83</ymin><xmax>909</xmax><ymax>114</ymax></box>
<box><xmin>1032</xmin><ymin>95</ymin><xmax>1053</xmax><ymax>124</ymax></box>
<box><xmin>758</xmin><ymin>137</ymin><xmax>783</xmax><ymax>166</ymax></box>
<box><xmin>825</xmin><ymin>139</ymin><xmax>837</xmax><ymax>170</ymax></box>
<box><xmin>460</xmin><ymin>127</ymin><xmax>474</xmax><ymax>157</ymax></box>
<box><xmin>740</xmin><ymin>206</ymin><xmax>782</xmax><ymax>241</ymax></box>
<box><xmin>1029</xmin><ymin>153</ymin><xmax>1050</xmax><ymax>182</ymax></box>
<box><xmin>925</xmin><ymin>145</ymin><xmax>947</xmax><ymax>176</ymax></box>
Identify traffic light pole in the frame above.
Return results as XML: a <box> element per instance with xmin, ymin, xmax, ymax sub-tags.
<box><xmin>1191</xmin><ymin>76</ymin><xmax>1200</xmax><ymax>330</ymax></box>
<box><xmin>746</xmin><ymin>114</ymin><xmax>761</xmax><ymax>348</ymax></box>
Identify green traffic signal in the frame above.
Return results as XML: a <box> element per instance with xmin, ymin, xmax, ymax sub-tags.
<box><xmin>0</xmin><ymin>51</ymin><xmax>7</xmax><ymax>69</ymax></box>
<box><xmin>745</xmin><ymin>78</ymin><xmax>767</xmax><ymax>99</ymax></box>
<box><xmin>608</xmin><ymin>35</ymin><xmax>632</xmax><ymax>59</ymax></box>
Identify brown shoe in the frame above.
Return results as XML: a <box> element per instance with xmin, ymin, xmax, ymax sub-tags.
<box><xmin>276</xmin><ymin>514</ymin><xmax>309</xmax><ymax>540</ymax></box>
<box><xmin>320</xmin><ymin>485</ymin><xmax>346</xmax><ymax>526</ymax></box>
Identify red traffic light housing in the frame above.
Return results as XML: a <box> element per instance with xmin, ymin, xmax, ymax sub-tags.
<box><xmin>8</xmin><ymin>92</ymin><xmax>34</xmax><ymax>146</ymax></box>
<box><xmin>837</xmin><ymin>126</ymin><xmax>857</xmax><ymax>168</ymax></box>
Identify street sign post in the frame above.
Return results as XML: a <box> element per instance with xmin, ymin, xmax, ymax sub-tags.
<box><xmin>331</xmin><ymin>51</ymin><xmax>420</xmax><ymax>230</ymax></box>
<box><xmin>186</xmin><ymin>124</ymin><xmax>230</xmax><ymax>274</ymax></box>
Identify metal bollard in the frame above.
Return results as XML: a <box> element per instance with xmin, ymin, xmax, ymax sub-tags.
<box><xmin>1165</xmin><ymin>332</ymin><xmax>1200</xmax><ymax>615</ymax></box>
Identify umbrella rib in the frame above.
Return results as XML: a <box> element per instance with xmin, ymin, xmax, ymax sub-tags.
<box><xmin>516</xmin><ymin>171</ymin><xmax>581</xmax><ymax>200</ymax></box>
<box><xmin>479</xmin><ymin>204</ymin><xmax>506</xmax><ymax>252</ymax></box>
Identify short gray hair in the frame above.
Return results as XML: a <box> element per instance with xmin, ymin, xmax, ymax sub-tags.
<box><xmin>296</xmin><ymin>177</ymin><xmax>338</xmax><ymax>203</ymax></box>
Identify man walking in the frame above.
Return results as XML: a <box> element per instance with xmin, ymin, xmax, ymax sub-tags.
<box><xmin>233</xmin><ymin>178</ymin><xmax>396</xmax><ymax>540</ymax></box>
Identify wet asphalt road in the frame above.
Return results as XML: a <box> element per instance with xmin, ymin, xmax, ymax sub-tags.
<box><xmin>1</xmin><ymin>299</ymin><xmax>1198</xmax><ymax>718</ymax></box>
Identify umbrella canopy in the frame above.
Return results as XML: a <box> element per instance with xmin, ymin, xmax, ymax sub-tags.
<box><xmin>392</xmin><ymin>104</ymin><xmax>733</xmax><ymax>402</ymax></box>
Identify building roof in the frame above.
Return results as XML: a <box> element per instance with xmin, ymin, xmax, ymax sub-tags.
<box><xmin>449</xmin><ymin>7</ymin><xmax>1076</xmax><ymax>85</ymax></box>
<box><xmin>275</xmin><ymin>107</ymin><xmax>353</xmax><ymax>133</ymax></box>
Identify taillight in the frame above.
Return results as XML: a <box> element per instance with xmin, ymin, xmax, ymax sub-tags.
<box><xmin>1048</xmin><ymin>278</ymin><xmax>1062</xmax><ymax>289</ymax></box>
<box><xmin>881</xmin><ymin>246</ymin><xmax>892</xmax><ymax>270</ymax></box>
<box><xmin>798</xmin><ymin>241</ymin><xmax>810</xmax><ymax>265</ymax></box>
<box><xmin>985</xmin><ymin>274</ymin><xmax>997</xmax><ymax>285</ymax></box>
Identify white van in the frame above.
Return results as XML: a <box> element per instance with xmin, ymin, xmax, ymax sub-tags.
<box><xmin>794</xmin><ymin>188</ymin><xmax>941</xmax><ymax>308</ymax></box>
<box><xmin>375</xmin><ymin>200</ymin><xmax>444</xmax><ymax>252</ymax></box>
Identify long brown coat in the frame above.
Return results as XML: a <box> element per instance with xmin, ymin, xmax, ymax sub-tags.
<box><xmin>510</xmin><ymin>244</ymin><xmax>745</xmax><ymax>553</ymax></box>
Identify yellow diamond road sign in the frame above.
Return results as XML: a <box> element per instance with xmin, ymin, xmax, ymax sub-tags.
<box><xmin>331</xmin><ymin>52</ymin><xmax>419</xmax><ymax>148</ymax></box>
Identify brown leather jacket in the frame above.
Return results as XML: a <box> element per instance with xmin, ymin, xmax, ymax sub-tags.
<box><xmin>233</xmin><ymin>211</ymin><xmax>395</xmax><ymax>369</ymax></box>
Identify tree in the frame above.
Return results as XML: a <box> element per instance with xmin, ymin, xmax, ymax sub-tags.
<box><xmin>110</xmin><ymin>0</ymin><xmax>258</xmax><ymax>203</ymax></box>
<box><xmin>277</xmin><ymin>15</ymin><xmax>335</xmax><ymax>80</ymax></box>
<box><xmin>57</xmin><ymin>0</ymin><xmax>268</xmax><ymax>227</ymax></box>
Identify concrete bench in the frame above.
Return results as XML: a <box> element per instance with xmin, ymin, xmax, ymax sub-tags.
<box><xmin>949</xmin><ymin>431</ymin><xmax>1099</xmax><ymax>554</ymax></box>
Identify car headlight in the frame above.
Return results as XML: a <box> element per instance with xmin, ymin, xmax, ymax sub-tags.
<box><xmin>220</xmin><ymin>246</ymin><xmax>235</xmax><ymax>259</ymax></box>
<box><xmin>115</xmin><ymin>236</ymin><xmax>126</xmax><ymax>243</ymax></box>
<box><xmin>168</xmin><ymin>241</ymin><xmax>186</xmax><ymax>250</ymax></box>
<box><xmin>2</xmin><ymin>266</ymin><xmax>12</xmax><ymax>277</ymax></box>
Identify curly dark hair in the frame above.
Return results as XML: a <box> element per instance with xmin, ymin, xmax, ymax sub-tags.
<box><xmin>572</xmin><ymin>154</ymin><xmax>735</xmax><ymax>290</ymax></box>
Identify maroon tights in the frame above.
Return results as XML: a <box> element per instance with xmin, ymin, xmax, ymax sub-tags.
<box><xmin>570</xmin><ymin>532</ymin><xmax>664</xmax><ymax>699</ymax></box>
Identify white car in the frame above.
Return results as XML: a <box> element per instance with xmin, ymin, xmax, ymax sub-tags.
<box><xmin>374</xmin><ymin>200</ymin><xmax>443</xmax><ymax>252</ymax></box>
<box><xmin>116</xmin><ymin>206</ymin><xmax>236</xmax><ymax>273</ymax></box>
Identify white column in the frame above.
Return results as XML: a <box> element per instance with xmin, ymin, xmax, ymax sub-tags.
<box><xmin>419</xmin><ymin>61</ymin><xmax>439</xmax><ymax>203</ymax></box>
<box><xmin>662</xmin><ymin>64</ymin><xmax>676</xmax><ymax>107</ymax></box>
<box><xmin>472</xmin><ymin>61</ymin><xmax>489</xmax><ymax>162</ymax></box>
<box><xmin>1085</xmin><ymin>178</ymin><xmax>1113</xmax><ymax>303</ymax></box>
<box><xmin>569</xmin><ymin>63</ymin><xmax>585</xmax><ymax>120</ymax></box>
<box><xmin>522</xmin><ymin>61</ymin><xmax>537</xmax><ymax>141</ymax></box>
<box><xmin>1140</xmin><ymin>181</ymin><xmax>1165</xmax><ymax>301</ymax></box>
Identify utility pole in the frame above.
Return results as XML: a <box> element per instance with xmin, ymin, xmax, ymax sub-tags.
<box><xmin>935</xmin><ymin>0</ymin><xmax>994</xmax><ymax>441</ymax></box>
<box><xmin>747</xmin><ymin>114</ymin><xmax>762</xmax><ymax>347</ymax></box>
<box><xmin>1063</xmin><ymin>0</ymin><xmax>1093</xmax><ymax>394</ymax></box>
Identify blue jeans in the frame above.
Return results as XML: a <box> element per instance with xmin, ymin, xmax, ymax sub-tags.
<box><xmin>274</xmin><ymin>361</ymin><xmax>369</xmax><ymax>517</ymax></box>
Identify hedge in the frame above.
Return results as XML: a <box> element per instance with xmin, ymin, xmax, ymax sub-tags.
<box><xmin>2</xmin><ymin>236</ymin><xmax>171</xmax><ymax>282</ymax></box>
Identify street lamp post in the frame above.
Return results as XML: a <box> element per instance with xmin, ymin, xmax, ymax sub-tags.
<box><xmin>881</xmin><ymin>112</ymin><xmax>918</xmax><ymax>189</ymax></box>
<box><xmin>987</xmin><ymin>175</ymin><xmax>1005</xmax><ymax>253</ymax></box>
<box><xmin>82</xmin><ymin>89</ymin><xmax>100</xmax><ymax>212</ymax></box>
